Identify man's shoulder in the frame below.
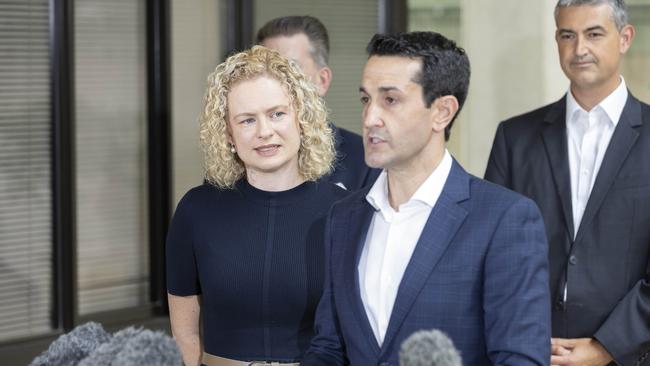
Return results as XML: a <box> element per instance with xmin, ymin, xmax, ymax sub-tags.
<box><xmin>313</xmin><ymin>180</ymin><xmax>352</xmax><ymax>202</ymax></box>
<box><xmin>629</xmin><ymin>92</ymin><xmax>650</xmax><ymax>121</ymax></box>
<box><xmin>499</xmin><ymin>98</ymin><xmax>564</xmax><ymax>131</ymax></box>
<box><xmin>467</xmin><ymin>173</ymin><xmax>538</xmax><ymax>212</ymax></box>
<box><xmin>324</xmin><ymin>184</ymin><xmax>371</xmax><ymax>218</ymax></box>
<box><xmin>332</xmin><ymin>125</ymin><xmax>363</xmax><ymax>150</ymax></box>
<box><xmin>332</xmin><ymin>184</ymin><xmax>370</xmax><ymax>206</ymax></box>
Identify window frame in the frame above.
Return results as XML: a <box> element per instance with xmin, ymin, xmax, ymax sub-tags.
<box><xmin>0</xmin><ymin>0</ymin><xmax>172</xmax><ymax>362</ymax></box>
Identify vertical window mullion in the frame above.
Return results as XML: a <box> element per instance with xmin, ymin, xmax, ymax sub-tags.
<box><xmin>50</xmin><ymin>0</ymin><xmax>77</xmax><ymax>332</ymax></box>
<box><xmin>146</xmin><ymin>0</ymin><xmax>172</xmax><ymax>313</ymax></box>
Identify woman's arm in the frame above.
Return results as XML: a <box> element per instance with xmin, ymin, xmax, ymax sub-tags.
<box><xmin>168</xmin><ymin>293</ymin><xmax>202</xmax><ymax>366</ymax></box>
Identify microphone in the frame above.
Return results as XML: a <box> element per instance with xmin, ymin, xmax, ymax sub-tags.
<box><xmin>78</xmin><ymin>326</ymin><xmax>144</xmax><ymax>366</ymax></box>
<box><xmin>399</xmin><ymin>329</ymin><xmax>462</xmax><ymax>366</ymax></box>
<box><xmin>79</xmin><ymin>326</ymin><xmax>182</xmax><ymax>366</ymax></box>
<box><xmin>30</xmin><ymin>321</ymin><xmax>111</xmax><ymax>366</ymax></box>
<box><xmin>112</xmin><ymin>328</ymin><xmax>182</xmax><ymax>366</ymax></box>
<box><xmin>31</xmin><ymin>322</ymin><xmax>182</xmax><ymax>366</ymax></box>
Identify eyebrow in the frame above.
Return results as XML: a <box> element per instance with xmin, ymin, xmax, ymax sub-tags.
<box><xmin>232</xmin><ymin>104</ymin><xmax>289</xmax><ymax>120</ymax></box>
<box><xmin>358</xmin><ymin>86</ymin><xmax>401</xmax><ymax>93</ymax></box>
<box><xmin>558</xmin><ymin>25</ymin><xmax>606</xmax><ymax>34</ymax></box>
<box><xmin>584</xmin><ymin>25</ymin><xmax>607</xmax><ymax>33</ymax></box>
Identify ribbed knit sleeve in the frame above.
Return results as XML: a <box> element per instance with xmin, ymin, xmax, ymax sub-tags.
<box><xmin>166</xmin><ymin>190</ymin><xmax>201</xmax><ymax>296</ymax></box>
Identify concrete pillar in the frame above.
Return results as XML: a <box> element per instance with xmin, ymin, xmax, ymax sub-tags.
<box><xmin>170</xmin><ymin>0</ymin><xmax>222</xmax><ymax>205</ymax></box>
<box><xmin>452</xmin><ymin>0</ymin><xmax>566</xmax><ymax>176</ymax></box>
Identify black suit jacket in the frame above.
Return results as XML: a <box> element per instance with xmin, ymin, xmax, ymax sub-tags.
<box><xmin>485</xmin><ymin>93</ymin><xmax>650</xmax><ymax>366</ymax></box>
<box><xmin>322</xmin><ymin>124</ymin><xmax>379</xmax><ymax>191</ymax></box>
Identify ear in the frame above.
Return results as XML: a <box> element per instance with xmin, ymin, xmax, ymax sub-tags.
<box><xmin>315</xmin><ymin>66</ymin><xmax>332</xmax><ymax>97</ymax></box>
<box><xmin>430</xmin><ymin>95</ymin><xmax>459</xmax><ymax>134</ymax></box>
<box><xmin>619</xmin><ymin>24</ymin><xmax>635</xmax><ymax>54</ymax></box>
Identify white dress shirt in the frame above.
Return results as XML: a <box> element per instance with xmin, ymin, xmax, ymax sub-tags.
<box><xmin>358</xmin><ymin>150</ymin><xmax>452</xmax><ymax>345</ymax></box>
<box><xmin>566</xmin><ymin>77</ymin><xmax>627</xmax><ymax>237</ymax></box>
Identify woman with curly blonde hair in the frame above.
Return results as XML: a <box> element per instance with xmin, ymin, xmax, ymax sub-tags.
<box><xmin>165</xmin><ymin>46</ymin><xmax>348</xmax><ymax>366</ymax></box>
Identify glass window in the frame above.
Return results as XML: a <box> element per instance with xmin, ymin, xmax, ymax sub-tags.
<box><xmin>74</xmin><ymin>0</ymin><xmax>149</xmax><ymax>315</ymax></box>
<box><xmin>0</xmin><ymin>0</ymin><xmax>53</xmax><ymax>341</ymax></box>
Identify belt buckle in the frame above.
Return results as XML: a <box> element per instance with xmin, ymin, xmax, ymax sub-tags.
<box><xmin>248</xmin><ymin>362</ymin><xmax>272</xmax><ymax>366</ymax></box>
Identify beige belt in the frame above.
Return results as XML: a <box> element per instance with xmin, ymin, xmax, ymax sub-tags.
<box><xmin>201</xmin><ymin>352</ymin><xmax>300</xmax><ymax>366</ymax></box>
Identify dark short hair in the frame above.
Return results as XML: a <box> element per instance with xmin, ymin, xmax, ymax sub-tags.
<box><xmin>256</xmin><ymin>15</ymin><xmax>330</xmax><ymax>68</ymax></box>
<box><xmin>366</xmin><ymin>32</ymin><xmax>470</xmax><ymax>141</ymax></box>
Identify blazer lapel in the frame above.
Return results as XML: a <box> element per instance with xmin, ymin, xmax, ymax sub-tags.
<box><xmin>541</xmin><ymin>97</ymin><xmax>575</xmax><ymax>250</ymax></box>
<box><xmin>574</xmin><ymin>94</ymin><xmax>642</xmax><ymax>244</ymax></box>
<box><xmin>341</xmin><ymin>195</ymin><xmax>382</xmax><ymax>354</ymax></box>
<box><xmin>379</xmin><ymin>161</ymin><xmax>470</xmax><ymax>355</ymax></box>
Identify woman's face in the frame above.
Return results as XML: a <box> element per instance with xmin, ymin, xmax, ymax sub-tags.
<box><xmin>227</xmin><ymin>75</ymin><xmax>302</xmax><ymax>182</ymax></box>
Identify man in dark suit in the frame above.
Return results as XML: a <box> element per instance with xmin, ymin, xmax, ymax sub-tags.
<box><xmin>302</xmin><ymin>31</ymin><xmax>551</xmax><ymax>366</ymax></box>
<box><xmin>257</xmin><ymin>15</ymin><xmax>379</xmax><ymax>190</ymax></box>
<box><xmin>485</xmin><ymin>1</ymin><xmax>650</xmax><ymax>365</ymax></box>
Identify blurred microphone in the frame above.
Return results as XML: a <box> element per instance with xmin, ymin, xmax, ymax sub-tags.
<box><xmin>78</xmin><ymin>326</ymin><xmax>144</xmax><ymax>366</ymax></box>
<box><xmin>112</xmin><ymin>329</ymin><xmax>182</xmax><ymax>366</ymax></box>
<box><xmin>31</xmin><ymin>322</ymin><xmax>181</xmax><ymax>366</ymax></box>
<box><xmin>30</xmin><ymin>321</ymin><xmax>111</xmax><ymax>366</ymax></box>
<box><xmin>79</xmin><ymin>326</ymin><xmax>182</xmax><ymax>366</ymax></box>
<box><xmin>399</xmin><ymin>329</ymin><xmax>462</xmax><ymax>366</ymax></box>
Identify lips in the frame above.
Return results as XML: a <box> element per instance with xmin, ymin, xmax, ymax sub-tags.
<box><xmin>571</xmin><ymin>59</ymin><xmax>595</xmax><ymax>67</ymax></box>
<box><xmin>368</xmin><ymin>136</ymin><xmax>387</xmax><ymax>145</ymax></box>
<box><xmin>254</xmin><ymin>144</ymin><xmax>281</xmax><ymax>155</ymax></box>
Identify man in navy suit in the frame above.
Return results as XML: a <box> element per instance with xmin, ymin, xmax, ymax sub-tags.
<box><xmin>302</xmin><ymin>32</ymin><xmax>551</xmax><ymax>366</ymax></box>
<box><xmin>486</xmin><ymin>1</ymin><xmax>650</xmax><ymax>365</ymax></box>
<box><xmin>257</xmin><ymin>15</ymin><xmax>379</xmax><ymax>190</ymax></box>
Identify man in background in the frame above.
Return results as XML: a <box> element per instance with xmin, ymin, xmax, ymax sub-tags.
<box><xmin>485</xmin><ymin>1</ymin><xmax>650</xmax><ymax>364</ymax></box>
<box><xmin>257</xmin><ymin>15</ymin><xmax>379</xmax><ymax>190</ymax></box>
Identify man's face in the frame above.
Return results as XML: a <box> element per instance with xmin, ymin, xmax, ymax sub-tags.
<box><xmin>360</xmin><ymin>56</ymin><xmax>438</xmax><ymax>171</ymax></box>
<box><xmin>261</xmin><ymin>33</ymin><xmax>329</xmax><ymax>96</ymax></box>
<box><xmin>555</xmin><ymin>4</ymin><xmax>633</xmax><ymax>93</ymax></box>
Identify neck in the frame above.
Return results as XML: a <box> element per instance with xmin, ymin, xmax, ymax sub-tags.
<box><xmin>386</xmin><ymin>144</ymin><xmax>445</xmax><ymax>210</ymax></box>
<box><xmin>570</xmin><ymin>76</ymin><xmax>621</xmax><ymax>111</ymax></box>
<box><xmin>246</xmin><ymin>167</ymin><xmax>304</xmax><ymax>192</ymax></box>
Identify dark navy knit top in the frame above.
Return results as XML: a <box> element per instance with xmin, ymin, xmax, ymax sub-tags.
<box><xmin>166</xmin><ymin>179</ymin><xmax>348</xmax><ymax>363</ymax></box>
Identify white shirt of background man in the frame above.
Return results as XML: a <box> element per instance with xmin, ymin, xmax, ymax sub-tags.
<box><xmin>566</xmin><ymin>77</ymin><xmax>627</xmax><ymax>237</ymax></box>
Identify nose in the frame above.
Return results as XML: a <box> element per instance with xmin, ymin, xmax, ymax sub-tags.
<box><xmin>256</xmin><ymin>117</ymin><xmax>274</xmax><ymax>139</ymax></box>
<box><xmin>575</xmin><ymin>35</ymin><xmax>588</xmax><ymax>57</ymax></box>
<box><xmin>363</xmin><ymin>102</ymin><xmax>383</xmax><ymax>129</ymax></box>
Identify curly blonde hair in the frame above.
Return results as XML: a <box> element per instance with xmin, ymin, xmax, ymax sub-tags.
<box><xmin>199</xmin><ymin>46</ymin><xmax>335</xmax><ymax>189</ymax></box>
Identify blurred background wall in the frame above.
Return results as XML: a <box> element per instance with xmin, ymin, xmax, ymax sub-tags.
<box><xmin>1</xmin><ymin>0</ymin><xmax>649</xmax><ymax>363</ymax></box>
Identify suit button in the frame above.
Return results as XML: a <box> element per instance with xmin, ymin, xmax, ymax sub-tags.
<box><xmin>569</xmin><ymin>255</ymin><xmax>578</xmax><ymax>265</ymax></box>
<box><xmin>555</xmin><ymin>300</ymin><xmax>564</xmax><ymax>310</ymax></box>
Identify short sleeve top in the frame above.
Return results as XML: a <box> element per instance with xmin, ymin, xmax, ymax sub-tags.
<box><xmin>166</xmin><ymin>179</ymin><xmax>347</xmax><ymax>362</ymax></box>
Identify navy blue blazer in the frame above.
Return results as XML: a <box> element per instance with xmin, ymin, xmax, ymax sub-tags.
<box><xmin>303</xmin><ymin>160</ymin><xmax>551</xmax><ymax>366</ymax></box>
<box><xmin>485</xmin><ymin>93</ymin><xmax>650</xmax><ymax>365</ymax></box>
<box><xmin>322</xmin><ymin>124</ymin><xmax>380</xmax><ymax>191</ymax></box>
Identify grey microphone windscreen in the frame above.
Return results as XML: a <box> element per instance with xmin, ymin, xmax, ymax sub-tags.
<box><xmin>112</xmin><ymin>329</ymin><xmax>182</xmax><ymax>366</ymax></box>
<box><xmin>29</xmin><ymin>321</ymin><xmax>111</xmax><ymax>366</ymax></box>
<box><xmin>78</xmin><ymin>326</ymin><xmax>144</xmax><ymax>366</ymax></box>
<box><xmin>399</xmin><ymin>329</ymin><xmax>462</xmax><ymax>366</ymax></box>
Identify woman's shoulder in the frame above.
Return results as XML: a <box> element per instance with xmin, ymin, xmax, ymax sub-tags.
<box><xmin>175</xmin><ymin>183</ymin><xmax>240</xmax><ymax>212</ymax></box>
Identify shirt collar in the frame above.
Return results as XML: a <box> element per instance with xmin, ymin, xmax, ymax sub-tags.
<box><xmin>366</xmin><ymin>150</ymin><xmax>453</xmax><ymax>213</ymax></box>
<box><xmin>566</xmin><ymin>76</ymin><xmax>628</xmax><ymax>127</ymax></box>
